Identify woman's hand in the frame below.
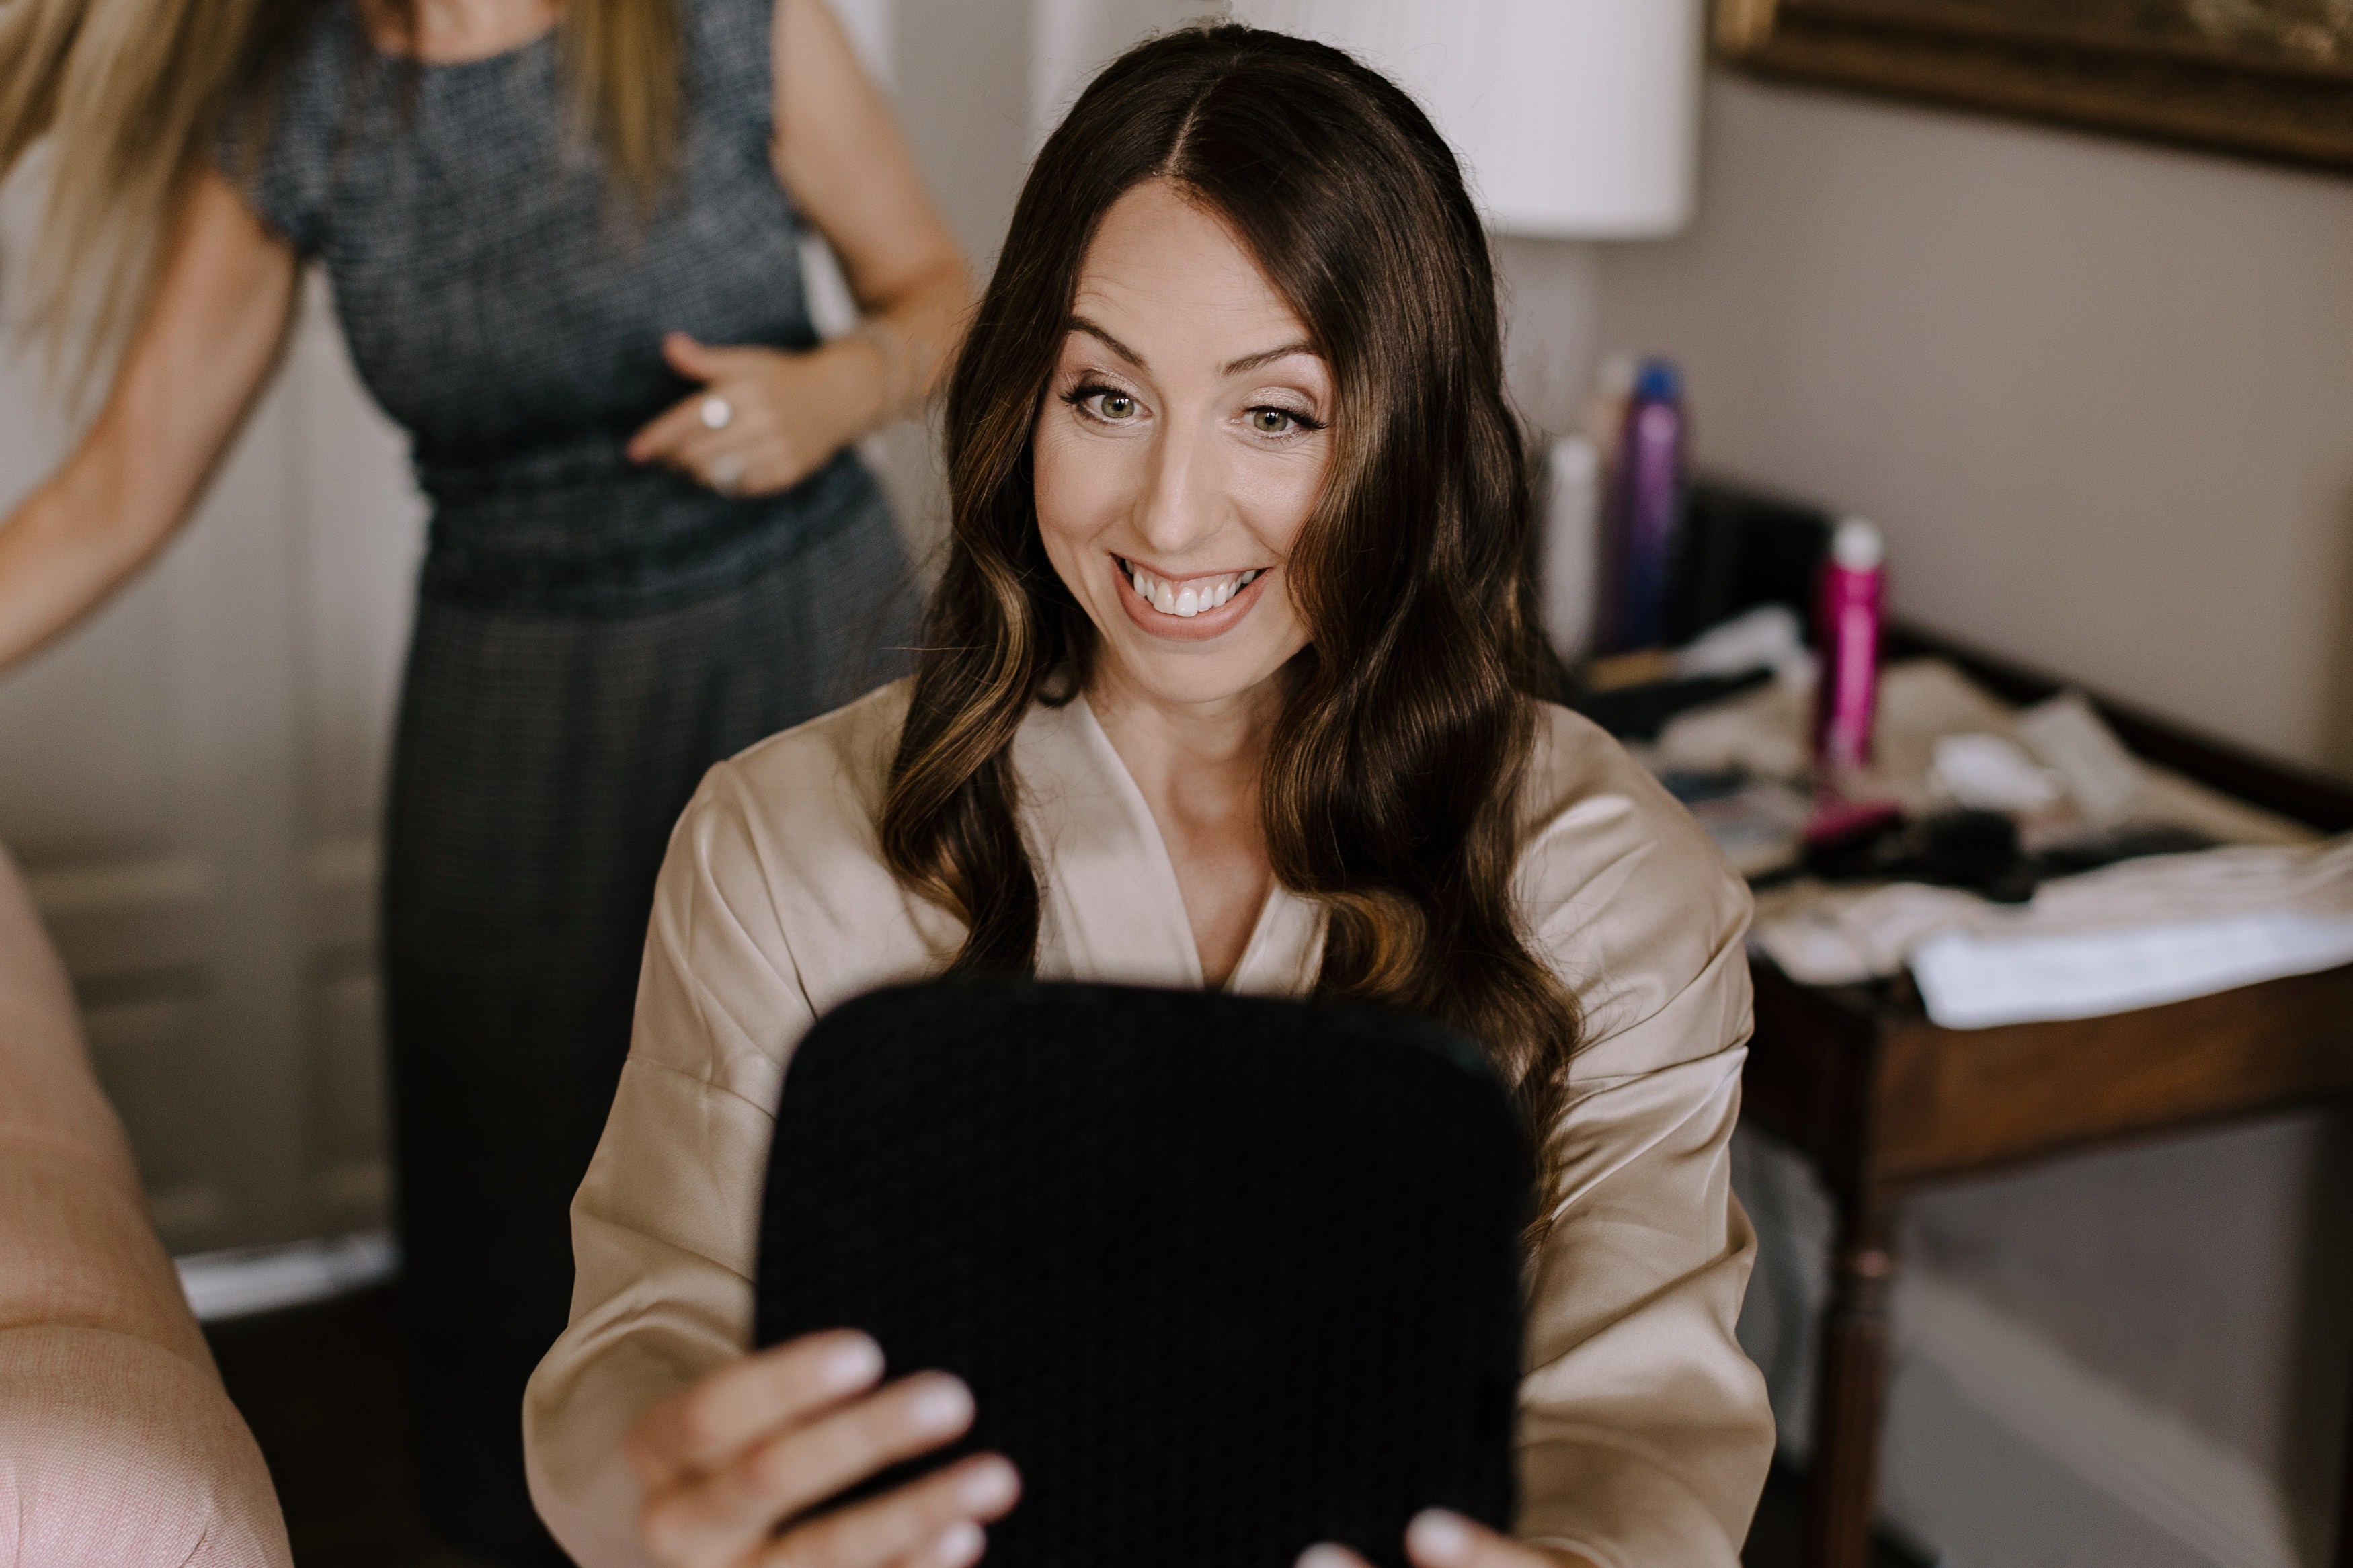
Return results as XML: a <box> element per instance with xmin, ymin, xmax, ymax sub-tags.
<box><xmin>627</xmin><ymin>331</ymin><xmax>881</xmax><ymax>499</ymax></box>
<box><xmin>628</xmin><ymin>1329</ymin><xmax>1020</xmax><ymax>1568</ymax></box>
<box><xmin>1298</xmin><ymin>1510</ymin><xmax>1601</xmax><ymax>1568</ymax></box>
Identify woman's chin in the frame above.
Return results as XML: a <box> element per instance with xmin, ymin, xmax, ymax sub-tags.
<box><xmin>1094</xmin><ymin>620</ymin><xmax>1304</xmax><ymax>712</ymax></box>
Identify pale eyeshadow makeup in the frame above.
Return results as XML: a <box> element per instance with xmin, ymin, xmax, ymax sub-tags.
<box><xmin>1030</xmin><ymin>178</ymin><xmax>1334</xmax><ymax>712</ymax></box>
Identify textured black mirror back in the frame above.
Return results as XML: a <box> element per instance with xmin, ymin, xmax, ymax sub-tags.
<box><xmin>754</xmin><ymin>981</ymin><xmax>1531</xmax><ymax>1568</ymax></box>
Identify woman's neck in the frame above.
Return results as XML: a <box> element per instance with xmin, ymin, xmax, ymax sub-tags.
<box><xmin>1084</xmin><ymin>659</ymin><xmax>1285</xmax><ymax>988</ymax></box>
<box><xmin>1085</xmin><ymin>663</ymin><xmax>1281</xmax><ymax>804</ymax></box>
<box><xmin>359</xmin><ymin>0</ymin><xmax>557</xmax><ymax>62</ymax></box>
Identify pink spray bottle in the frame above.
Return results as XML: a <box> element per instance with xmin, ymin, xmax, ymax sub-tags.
<box><xmin>1813</xmin><ymin>517</ymin><xmax>1886</xmax><ymax>776</ymax></box>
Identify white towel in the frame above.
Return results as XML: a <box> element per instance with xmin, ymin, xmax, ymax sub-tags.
<box><xmin>1910</xmin><ymin>909</ymin><xmax>2353</xmax><ymax>1028</ymax></box>
<box><xmin>1751</xmin><ymin>837</ymin><xmax>2353</xmax><ymax>1028</ymax></box>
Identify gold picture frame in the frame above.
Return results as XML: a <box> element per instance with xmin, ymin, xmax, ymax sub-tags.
<box><xmin>1714</xmin><ymin>0</ymin><xmax>2353</xmax><ymax>174</ymax></box>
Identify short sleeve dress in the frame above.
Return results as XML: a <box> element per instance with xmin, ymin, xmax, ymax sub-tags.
<box><xmin>217</xmin><ymin>0</ymin><xmax>919</xmax><ymax>1557</ymax></box>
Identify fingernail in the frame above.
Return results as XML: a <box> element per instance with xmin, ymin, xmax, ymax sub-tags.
<box><xmin>932</xmin><ymin>1520</ymin><xmax>984</xmax><ymax>1567</ymax></box>
<box><xmin>1297</xmin><ymin>1547</ymin><xmax>1357</xmax><ymax>1568</ymax></box>
<box><xmin>1406</xmin><ymin>1511</ymin><xmax>1474</xmax><ymax>1565</ymax></box>
<box><xmin>958</xmin><ymin>1456</ymin><xmax>1019</xmax><ymax>1510</ymax></box>
<box><xmin>908</xmin><ymin>1376</ymin><xmax>975</xmax><ymax>1434</ymax></box>
<box><xmin>823</xmin><ymin>1334</ymin><xmax>884</xmax><ymax>1389</ymax></box>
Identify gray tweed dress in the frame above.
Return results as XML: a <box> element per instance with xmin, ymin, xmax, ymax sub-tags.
<box><xmin>223</xmin><ymin>1</ymin><xmax>918</xmax><ymax>1557</ymax></box>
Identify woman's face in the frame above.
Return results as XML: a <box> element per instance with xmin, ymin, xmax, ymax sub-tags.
<box><xmin>1033</xmin><ymin>179</ymin><xmax>1331</xmax><ymax>710</ymax></box>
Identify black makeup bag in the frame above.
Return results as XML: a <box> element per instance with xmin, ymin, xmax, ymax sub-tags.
<box><xmin>754</xmin><ymin>979</ymin><xmax>1530</xmax><ymax>1568</ymax></box>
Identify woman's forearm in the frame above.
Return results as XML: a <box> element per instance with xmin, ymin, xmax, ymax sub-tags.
<box><xmin>804</xmin><ymin>255</ymin><xmax>970</xmax><ymax>446</ymax></box>
<box><xmin>0</xmin><ymin>172</ymin><xmax>297</xmax><ymax>677</ymax></box>
<box><xmin>865</xmin><ymin>251</ymin><xmax>971</xmax><ymax>411</ymax></box>
<box><xmin>770</xmin><ymin>0</ymin><xmax>972</xmax><ymax>450</ymax></box>
<box><xmin>0</xmin><ymin>460</ymin><xmax>178</xmax><ymax>673</ymax></box>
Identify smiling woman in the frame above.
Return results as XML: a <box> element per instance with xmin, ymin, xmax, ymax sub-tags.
<box><xmin>1038</xmin><ymin>185</ymin><xmax>1322</xmax><ymax>663</ymax></box>
<box><xmin>524</xmin><ymin>24</ymin><xmax>1775</xmax><ymax>1568</ymax></box>
<box><xmin>1020</xmin><ymin>180</ymin><xmax>1331</xmax><ymax>978</ymax></box>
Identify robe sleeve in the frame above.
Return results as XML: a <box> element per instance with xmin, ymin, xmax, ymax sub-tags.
<box><xmin>521</xmin><ymin>764</ymin><xmax>810</xmax><ymax>1568</ymax></box>
<box><xmin>1510</xmin><ymin>708</ymin><xmax>1777</xmax><ymax>1567</ymax></box>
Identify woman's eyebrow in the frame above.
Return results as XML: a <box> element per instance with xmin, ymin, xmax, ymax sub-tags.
<box><xmin>1222</xmin><ymin>340</ymin><xmax>1316</xmax><ymax>376</ymax></box>
<box><xmin>1068</xmin><ymin>316</ymin><xmax>1147</xmax><ymax>369</ymax></box>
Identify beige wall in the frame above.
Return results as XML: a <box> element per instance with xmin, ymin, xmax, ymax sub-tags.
<box><xmin>1599</xmin><ymin>72</ymin><xmax>2353</xmax><ymax>780</ymax></box>
<box><xmin>1593</xmin><ymin>72</ymin><xmax>2353</xmax><ymax>1561</ymax></box>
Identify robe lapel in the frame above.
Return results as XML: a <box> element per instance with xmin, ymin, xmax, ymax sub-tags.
<box><xmin>1227</xmin><ymin>881</ymin><xmax>1324</xmax><ymax>998</ymax></box>
<box><xmin>1014</xmin><ymin>696</ymin><xmax>1205</xmax><ymax>987</ymax></box>
<box><xmin>1012</xmin><ymin>695</ymin><xmax>1328</xmax><ymax>997</ymax></box>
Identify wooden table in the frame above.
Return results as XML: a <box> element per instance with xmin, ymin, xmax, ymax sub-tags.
<box><xmin>1738</xmin><ymin>627</ymin><xmax>2353</xmax><ymax>1568</ymax></box>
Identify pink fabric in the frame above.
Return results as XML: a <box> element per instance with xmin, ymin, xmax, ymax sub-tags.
<box><xmin>0</xmin><ymin>844</ymin><xmax>292</xmax><ymax>1568</ymax></box>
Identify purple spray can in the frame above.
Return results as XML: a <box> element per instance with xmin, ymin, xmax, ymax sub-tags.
<box><xmin>1603</xmin><ymin>359</ymin><xmax>1685</xmax><ymax>652</ymax></box>
<box><xmin>1813</xmin><ymin>518</ymin><xmax>1886</xmax><ymax>774</ymax></box>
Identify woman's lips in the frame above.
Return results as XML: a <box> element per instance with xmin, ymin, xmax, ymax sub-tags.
<box><xmin>1113</xmin><ymin>554</ymin><xmax>1270</xmax><ymax>642</ymax></box>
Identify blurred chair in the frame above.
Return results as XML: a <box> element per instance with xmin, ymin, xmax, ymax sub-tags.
<box><xmin>0</xmin><ymin>843</ymin><xmax>292</xmax><ymax>1567</ymax></box>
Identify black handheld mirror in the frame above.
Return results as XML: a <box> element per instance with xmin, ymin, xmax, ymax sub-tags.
<box><xmin>754</xmin><ymin>980</ymin><xmax>1531</xmax><ymax>1568</ymax></box>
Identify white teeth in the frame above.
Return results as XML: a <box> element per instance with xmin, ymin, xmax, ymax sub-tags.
<box><xmin>1123</xmin><ymin>559</ymin><xmax>1263</xmax><ymax>618</ymax></box>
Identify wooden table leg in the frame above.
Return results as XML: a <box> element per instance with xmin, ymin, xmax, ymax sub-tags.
<box><xmin>2335</xmin><ymin>1323</ymin><xmax>2353</xmax><ymax>1568</ymax></box>
<box><xmin>1803</xmin><ymin>1201</ymin><xmax>1899</xmax><ymax>1568</ymax></box>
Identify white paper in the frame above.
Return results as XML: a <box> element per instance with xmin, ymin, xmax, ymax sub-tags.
<box><xmin>2018</xmin><ymin>691</ymin><xmax>2145</xmax><ymax>827</ymax></box>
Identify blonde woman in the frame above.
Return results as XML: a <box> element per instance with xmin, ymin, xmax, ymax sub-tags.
<box><xmin>0</xmin><ymin>0</ymin><xmax>967</xmax><ymax>1557</ymax></box>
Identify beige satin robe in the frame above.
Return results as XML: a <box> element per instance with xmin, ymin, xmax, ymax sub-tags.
<box><xmin>523</xmin><ymin>682</ymin><xmax>1775</xmax><ymax>1567</ymax></box>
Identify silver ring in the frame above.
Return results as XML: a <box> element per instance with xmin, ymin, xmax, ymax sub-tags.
<box><xmin>707</xmin><ymin>453</ymin><xmax>746</xmax><ymax>495</ymax></box>
<box><xmin>699</xmin><ymin>394</ymin><xmax>733</xmax><ymax>431</ymax></box>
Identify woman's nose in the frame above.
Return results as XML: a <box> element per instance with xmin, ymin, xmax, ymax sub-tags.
<box><xmin>1131</xmin><ymin>423</ymin><xmax>1221</xmax><ymax>558</ymax></box>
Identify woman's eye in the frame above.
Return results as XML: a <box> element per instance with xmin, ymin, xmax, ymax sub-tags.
<box><xmin>1250</xmin><ymin>407</ymin><xmax>1303</xmax><ymax>435</ymax></box>
<box><xmin>1092</xmin><ymin>391</ymin><xmax>1138</xmax><ymax>420</ymax></box>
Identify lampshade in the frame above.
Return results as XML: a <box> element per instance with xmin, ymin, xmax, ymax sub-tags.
<box><xmin>1230</xmin><ymin>0</ymin><xmax>1702</xmax><ymax>239</ymax></box>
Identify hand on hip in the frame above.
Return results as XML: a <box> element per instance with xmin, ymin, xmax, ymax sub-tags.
<box><xmin>629</xmin><ymin>332</ymin><xmax>863</xmax><ymax>499</ymax></box>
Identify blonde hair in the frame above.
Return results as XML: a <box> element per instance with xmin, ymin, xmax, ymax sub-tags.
<box><xmin>0</xmin><ymin>0</ymin><xmax>681</xmax><ymax>392</ymax></box>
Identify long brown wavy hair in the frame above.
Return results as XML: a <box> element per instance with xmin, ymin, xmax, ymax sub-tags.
<box><xmin>882</xmin><ymin>24</ymin><xmax>1581</xmax><ymax>1173</ymax></box>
